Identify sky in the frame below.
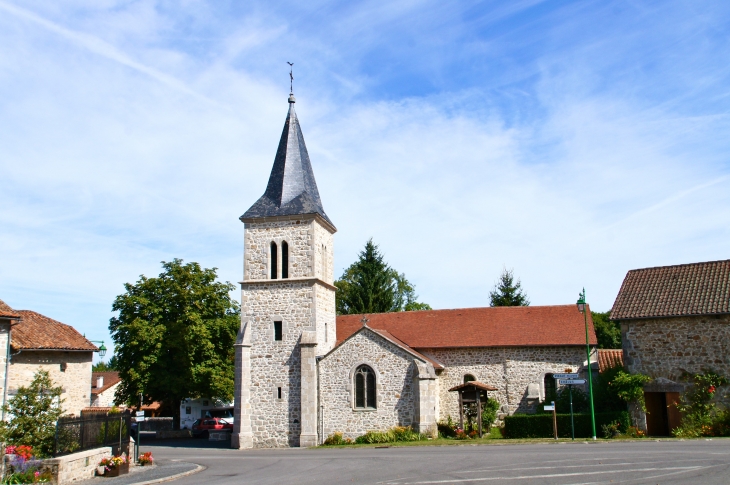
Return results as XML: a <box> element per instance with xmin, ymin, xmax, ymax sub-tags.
<box><xmin>1</xmin><ymin>0</ymin><xmax>729</xmax><ymax>362</ymax></box>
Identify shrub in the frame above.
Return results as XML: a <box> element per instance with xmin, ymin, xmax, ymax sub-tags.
<box><xmin>0</xmin><ymin>371</ymin><xmax>64</xmax><ymax>457</ymax></box>
<box><xmin>481</xmin><ymin>398</ymin><xmax>500</xmax><ymax>429</ymax></box>
<box><xmin>672</xmin><ymin>370</ymin><xmax>729</xmax><ymax>438</ymax></box>
<box><xmin>353</xmin><ymin>426</ymin><xmax>427</xmax><ymax>444</ymax></box>
<box><xmin>503</xmin><ymin>411</ymin><xmax>630</xmax><ymax>439</ymax></box>
<box><xmin>437</xmin><ymin>416</ymin><xmax>456</xmax><ymax>438</ymax></box>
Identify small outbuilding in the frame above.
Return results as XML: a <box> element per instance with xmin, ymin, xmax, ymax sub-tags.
<box><xmin>610</xmin><ymin>259</ymin><xmax>730</xmax><ymax>435</ymax></box>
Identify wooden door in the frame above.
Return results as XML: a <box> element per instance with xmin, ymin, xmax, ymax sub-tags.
<box><xmin>645</xmin><ymin>392</ymin><xmax>669</xmax><ymax>436</ymax></box>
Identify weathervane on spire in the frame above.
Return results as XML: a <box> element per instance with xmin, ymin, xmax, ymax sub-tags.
<box><xmin>287</xmin><ymin>62</ymin><xmax>294</xmax><ymax>94</ymax></box>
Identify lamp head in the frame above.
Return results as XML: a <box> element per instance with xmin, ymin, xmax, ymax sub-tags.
<box><xmin>98</xmin><ymin>343</ymin><xmax>107</xmax><ymax>358</ymax></box>
<box><xmin>576</xmin><ymin>289</ymin><xmax>586</xmax><ymax>313</ymax></box>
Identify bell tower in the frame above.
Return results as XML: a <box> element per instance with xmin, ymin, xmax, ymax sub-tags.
<box><xmin>232</xmin><ymin>93</ymin><xmax>336</xmax><ymax>448</ymax></box>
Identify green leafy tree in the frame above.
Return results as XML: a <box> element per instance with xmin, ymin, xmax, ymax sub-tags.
<box><xmin>488</xmin><ymin>268</ymin><xmax>530</xmax><ymax>307</ymax></box>
<box><xmin>609</xmin><ymin>370</ymin><xmax>651</xmax><ymax>411</ymax></box>
<box><xmin>0</xmin><ymin>370</ymin><xmax>64</xmax><ymax>457</ymax></box>
<box><xmin>92</xmin><ymin>355</ymin><xmax>119</xmax><ymax>372</ymax></box>
<box><xmin>109</xmin><ymin>259</ymin><xmax>240</xmax><ymax>428</ymax></box>
<box><xmin>592</xmin><ymin>311</ymin><xmax>621</xmax><ymax>349</ymax></box>
<box><xmin>335</xmin><ymin>239</ymin><xmax>430</xmax><ymax>315</ymax></box>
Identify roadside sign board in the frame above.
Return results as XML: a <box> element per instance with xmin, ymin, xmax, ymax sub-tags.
<box><xmin>558</xmin><ymin>379</ymin><xmax>586</xmax><ymax>385</ymax></box>
<box><xmin>544</xmin><ymin>405</ymin><xmax>555</xmax><ymax>411</ymax></box>
<box><xmin>135</xmin><ymin>416</ymin><xmax>146</xmax><ymax>422</ymax></box>
<box><xmin>553</xmin><ymin>373</ymin><xmax>579</xmax><ymax>380</ymax></box>
<box><xmin>136</xmin><ymin>411</ymin><xmax>145</xmax><ymax>416</ymax></box>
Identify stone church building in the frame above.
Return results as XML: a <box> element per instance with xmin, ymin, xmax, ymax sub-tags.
<box><xmin>232</xmin><ymin>93</ymin><xmax>597</xmax><ymax>448</ymax></box>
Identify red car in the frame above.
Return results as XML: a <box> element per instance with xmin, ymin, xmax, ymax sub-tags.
<box><xmin>191</xmin><ymin>417</ymin><xmax>233</xmax><ymax>438</ymax></box>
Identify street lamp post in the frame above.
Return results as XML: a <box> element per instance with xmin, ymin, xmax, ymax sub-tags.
<box><xmin>87</xmin><ymin>341</ymin><xmax>107</xmax><ymax>358</ymax></box>
<box><xmin>577</xmin><ymin>288</ymin><xmax>597</xmax><ymax>440</ymax></box>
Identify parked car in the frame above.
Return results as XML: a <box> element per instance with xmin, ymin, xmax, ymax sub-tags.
<box><xmin>191</xmin><ymin>417</ymin><xmax>233</xmax><ymax>438</ymax></box>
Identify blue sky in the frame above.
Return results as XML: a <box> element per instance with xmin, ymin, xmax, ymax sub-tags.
<box><xmin>1</xmin><ymin>0</ymin><xmax>729</xmax><ymax>361</ymax></box>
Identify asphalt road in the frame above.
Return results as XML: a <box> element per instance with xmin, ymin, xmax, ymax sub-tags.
<box><xmin>144</xmin><ymin>438</ymin><xmax>730</xmax><ymax>484</ymax></box>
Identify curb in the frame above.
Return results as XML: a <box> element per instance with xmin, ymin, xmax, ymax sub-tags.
<box><xmin>127</xmin><ymin>463</ymin><xmax>206</xmax><ymax>485</ymax></box>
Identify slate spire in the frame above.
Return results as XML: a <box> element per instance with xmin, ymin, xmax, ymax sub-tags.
<box><xmin>241</xmin><ymin>94</ymin><xmax>335</xmax><ymax>229</ymax></box>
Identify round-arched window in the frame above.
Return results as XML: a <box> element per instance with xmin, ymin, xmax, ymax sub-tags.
<box><xmin>464</xmin><ymin>374</ymin><xmax>476</xmax><ymax>384</ymax></box>
<box><xmin>355</xmin><ymin>365</ymin><xmax>376</xmax><ymax>409</ymax></box>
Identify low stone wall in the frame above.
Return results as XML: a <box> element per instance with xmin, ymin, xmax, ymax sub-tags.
<box><xmin>4</xmin><ymin>447</ymin><xmax>112</xmax><ymax>485</ymax></box>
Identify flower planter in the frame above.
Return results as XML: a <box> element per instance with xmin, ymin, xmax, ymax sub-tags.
<box><xmin>97</xmin><ymin>466</ymin><xmax>106</xmax><ymax>476</ymax></box>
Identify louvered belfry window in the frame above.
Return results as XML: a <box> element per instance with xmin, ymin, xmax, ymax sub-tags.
<box><xmin>270</xmin><ymin>242</ymin><xmax>278</xmax><ymax>279</ymax></box>
<box><xmin>282</xmin><ymin>241</ymin><xmax>289</xmax><ymax>279</ymax></box>
<box><xmin>355</xmin><ymin>365</ymin><xmax>376</xmax><ymax>409</ymax></box>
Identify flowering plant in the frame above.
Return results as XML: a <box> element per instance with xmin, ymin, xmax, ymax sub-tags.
<box><xmin>4</xmin><ymin>445</ymin><xmax>16</xmax><ymax>455</ymax></box>
<box><xmin>98</xmin><ymin>455</ymin><xmax>127</xmax><ymax>470</ymax></box>
<box><xmin>4</xmin><ymin>445</ymin><xmax>34</xmax><ymax>461</ymax></box>
<box><xmin>138</xmin><ymin>452</ymin><xmax>154</xmax><ymax>465</ymax></box>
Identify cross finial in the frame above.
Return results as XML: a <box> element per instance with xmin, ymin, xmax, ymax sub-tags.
<box><xmin>287</xmin><ymin>62</ymin><xmax>294</xmax><ymax>94</ymax></box>
<box><xmin>360</xmin><ymin>316</ymin><xmax>369</xmax><ymax>327</ymax></box>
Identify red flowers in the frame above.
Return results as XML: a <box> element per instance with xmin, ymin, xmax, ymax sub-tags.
<box><xmin>708</xmin><ymin>386</ymin><xmax>716</xmax><ymax>393</ymax></box>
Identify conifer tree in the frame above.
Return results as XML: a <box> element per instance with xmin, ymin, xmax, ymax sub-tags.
<box><xmin>489</xmin><ymin>268</ymin><xmax>530</xmax><ymax>307</ymax></box>
<box><xmin>0</xmin><ymin>370</ymin><xmax>64</xmax><ymax>457</ymax></box>
<box><xmin>335</xmin><ymin>239</ymin><xmax>430</xmax><ymax>314</ymax></box>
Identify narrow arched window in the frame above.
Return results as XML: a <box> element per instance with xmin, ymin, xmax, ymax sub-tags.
<box><xmin>281</xmin><ymin>241</ymin><xmax>289</xmax><ymax>279</ymax></box>
<box><xmin>321</xmin><ymin>245</ymin><xmax>327</xmax><ymax>279</ymax></box>
<box><xmin>270</xmin><ymin>242</ymin><xmax>278</xmax><ymax>279</ymax></box>
<box><xmin>544</xmin><ymin>373</ymin><xmax>556</xmax><ymax>400</ymax></box>
<box><xmin>355</xmin><ymin>365</ymin><xmax>376</xmax><ymax>409</ymax></box>
<box><xmin>464</xmin><ymin>374</ymin><xmax>476</xmax><ymax>384</ymax></box>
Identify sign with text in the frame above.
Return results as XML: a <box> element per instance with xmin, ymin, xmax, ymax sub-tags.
<box><xmin>558</xmin><ymin>379</ymin><xmax>586</xmax><ymax>385</ymax></box>
<box><xmin>553</xmin><ymin>373</ymin><xmax>579</xmax><ymax>380</ymax></box>
<box><xmin>544</xmin><ymin>405</ymin><xmax>555</xmax><ymax>411</ymax></box>
<box><xmin>135</xmin><ymin>416</ymin><xmax>146</xmax><ymax>422</ymax></box>
<box><xmin>136</xmin><ymin>411</ymin><xmax>145</xmax><ymax>416</ymax></box>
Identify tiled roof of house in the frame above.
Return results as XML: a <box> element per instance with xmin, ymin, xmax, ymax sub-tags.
<box><xmin>610</xmin><ymin>259</ymin><xmax>730</xmax><ymax>320</ymax></box>
<box><xmin>597</xmin><ymin>349</ymin><xmax>624</xmax><ymax>373</ymax></box>
<box><xmin>91</xmin><ymin>372</ymin><xmax>122</xmax><ymax>395</ymax></box>
<box><xmin>0</xmin><ymin>299</ymin><xmax>20</xmax><ymax>319</ymax></box>
<box><xmin>336</xmin><ymin>305</ymin><xmax>597</xmax><ymax>349</ymax></box>
<box><xmin>12</xmin><ymin>310</ymin><xmax>97</xmax><ymax>351</ymax></box>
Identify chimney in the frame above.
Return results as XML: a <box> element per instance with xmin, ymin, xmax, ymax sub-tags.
<box><xmin>96</xmin><ymin>376</ymin><xmax>104</xmax><ymax>389</ymax></box>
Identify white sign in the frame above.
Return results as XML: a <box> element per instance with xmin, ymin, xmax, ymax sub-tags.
<box><xmin>544</xmin><ymin>405</ymin><xmax>555</xmax><ymax>411</ymax></box>
<box><xmin>553</xmin><ymin>373</ymin><xmax>579</xmax><ymax>379</ymax></box>
<box><xmin>136</xmin><ymin>411</ymin><xmax>145</xmax><ymax>417</ymax></box>
<box><xmin>135</xmin><ymin>416</ymin><xmax>146</xmax><ymax>422</ymax></box>
<box><xmin>559</xmin><ymin>379</ymin><xmax>586</xmax><ymax>385</ymax></box>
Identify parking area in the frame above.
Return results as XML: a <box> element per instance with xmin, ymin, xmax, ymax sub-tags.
<box><xmin>142</xmin><ymin>439</ymin><xmax>730</xmax><ymax>485</ymax></box>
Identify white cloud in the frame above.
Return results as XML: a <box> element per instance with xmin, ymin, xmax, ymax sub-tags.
<box><xmin>0</xmin><ymin>0</ymin><xmax>729</xmax><ymax>358</ymax></box>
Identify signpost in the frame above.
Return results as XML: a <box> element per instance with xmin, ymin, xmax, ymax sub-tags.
<box><xmin>544</xmin><ymin>402</ymin><xmax>557</xmax><ymax>439</ymax></box>
<box><xmin>555</xmin><ymin>377</ymin><xmax>586</xmax><ymax>440</ymax></box>
<box><xmin>134</xmin><ymin>408</ymin><xmax>144</xmax><ymax>461</ymax></box>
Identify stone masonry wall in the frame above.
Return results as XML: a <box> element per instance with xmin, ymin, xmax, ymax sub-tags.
<box><xmin>623</xmin><ymin>314</ymin><xmax>730</xmax><ymax>406</ymax></box>
<box><xmin>240</xmin><ymin>216</ymin><xmax>335</xmax><ymax>448</ymax></box>
<box><xmin>0</xmin><ymin>323</ymin><xmax>9</xmax><ymax>411</ymax></box>
<box><xmin>243</xmin><ymin>282</ymin><xmax>312</xmax><ymax>447</ymax></box>
<box><xmin>423</xmin><ymin>346</ymin><xmax>589</xmax><ymax>419</ymax></box>
<box><xmin>9</xmin><ymin>351</ymin><xmax>93</xmax><ymax>416</ymax></box>
<box><xmin>319</xmin><ymin>330</ymin><xmax>419</xmax><ymax>441</ymax></box>
<box><xmin>244</xmin><ymin>219</ymin><xmax>317</xmax><ymax>280</ymax></box>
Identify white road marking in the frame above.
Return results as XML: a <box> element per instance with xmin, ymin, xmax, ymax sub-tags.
<box><xmin>382</xmin><ymin>466</ymin><xmax>703</xmax><ymax>484</ymax></box>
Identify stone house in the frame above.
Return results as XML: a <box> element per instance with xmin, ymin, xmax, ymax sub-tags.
<box><xmin>231</xmin><ymin>93</ymin><xmax>598</xmax><ymax>448</ymax></box>
<box><xmin>90</xmin><ymin>371</ymin><xmax>121</xmax><ymax>407</ymax></box>
<box><xmin>610</xmin><ymin>259</ymin><xmax>730</xmax><ymax>436</ymax></box>
<box><xmin>0</xmin><ymin>300</ymin><xmax>20</xmax><ymax>419</ymax></box>
<box><xmin>6</xmin><ymin>306</ymin><xmax>98</xmax><ymax>416</ymax></box>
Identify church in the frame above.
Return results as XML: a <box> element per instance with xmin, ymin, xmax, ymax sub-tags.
<box><xmin>231</xmin><ymin>92</ymin><xmax>597</xmax><ymax>448</ymax></box>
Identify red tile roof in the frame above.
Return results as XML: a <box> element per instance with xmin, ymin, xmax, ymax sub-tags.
<box><xmin>0</xmin><ymin>299</ymin><xmax>20</xmax><ymax>319</ymax></box>
<box><xmin>12</xmin><ymin>310</ymin><xmax>97</xmax><ymax>351</ymax></box>
<box><xmin>91</xmin><ymin>372</ymin><xmax>122</xmax><ymax>395</ymax></box>
<box><xmin>337</xmin><ymin>305</ymin><xmax>597</xmax><ymax>349</ymax></box>
<box><xmin>597</xmin><ymin>349</ymin><xmax>624</xmax><ymax>373</ymax></box>
<box><xmin>610</xmin><ymin>259</ymin><xmax>730</xmax><ymax>320</ymax></box>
